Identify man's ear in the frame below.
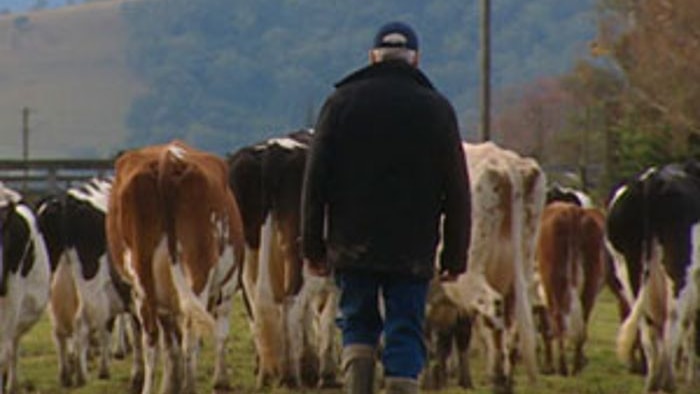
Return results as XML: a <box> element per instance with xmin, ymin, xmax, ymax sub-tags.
<box><xmin>411</xmin><ymin>51</ymin><xmax>420</xmax><ymax>67</ymax></box>
<box><xmin>368</xmin><ymin>49</ymin><xmax>378</xmax><ymax>64</ymax></box>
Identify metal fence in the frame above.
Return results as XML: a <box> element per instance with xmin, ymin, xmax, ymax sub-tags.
<box><xmin>0</xmin><ymin>159</ymin><xmax>114</xmax><ymax>198</ymax></box>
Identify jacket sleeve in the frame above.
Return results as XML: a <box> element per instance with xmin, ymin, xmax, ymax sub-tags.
<box><xmin>439</xmin><ymin>106</ymin><xmax>471</xmax><ymax>275</ymax></box>
<box><xmin>301</xmin><ymin>98</ymin><xmax>335</xmax><ymax>262</ymax></box>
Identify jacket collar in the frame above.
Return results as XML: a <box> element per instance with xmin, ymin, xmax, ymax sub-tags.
<box><xmin>334</xmin><ymin>60</ymin><xmax>435</xmax><ymax>90</ymax></box>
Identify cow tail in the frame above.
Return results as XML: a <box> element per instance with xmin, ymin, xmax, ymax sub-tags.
<box><xmin>253</xmin><ymin>213</ymin><xmax>285</xmax><ymax>371</ymax></box>
<box><xmin>617</xmin><ymin>285</ymin><xmax>645</xmax><ymax>364</ymax></box>
<box><xmin>169</xmin><ymin>263</ymin><xmax>216</xmax><ymax>335</ymax></box>
<box><xmin>157</xmin><ymin>148</ymin><xmax>179</xmax><ymax>266</ymax></box>
<box><xmin>157</xmin><ymin>146</ymin><xmax>215</xmax><ymax>335</ymax></box>
<box><xmin>511</xmin><ymin>177</ymin><xmax>538</xmax><ymax>382</ymax></box>
<box><xmin>568</xmin><ymin>211</ymin><xmax>585</xmax><ymax>344</ymax></box>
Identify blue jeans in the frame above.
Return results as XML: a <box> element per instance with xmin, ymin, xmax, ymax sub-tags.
<box><xmin>335</xmin><ymin>269</ymin><xmax>429</xmax><ymax>379</ymax></box>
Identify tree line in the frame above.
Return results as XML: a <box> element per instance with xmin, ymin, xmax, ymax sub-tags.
<box><xmin>120</xmin><ymin>0</ymin><xmax>595</xmax><ymax>154</ymax></box>
<box><xmin>493</xmin><ymin>0</ymin><xmax>700</xmax><ymax>197</ymax></box>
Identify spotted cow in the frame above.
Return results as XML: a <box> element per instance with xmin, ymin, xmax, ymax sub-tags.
<box><xmin>36</xmin><ymin>177</ymin><xmax>133</xmax><ymax>387</ymax></box>
<box><xmin>106</xmin><ymin>140</ymin><xmax>245</xmax><ymax>394</ymax></box>
<box><xmin>0</xmin><ymin>183</ymin><xmax>51</xmax><ymax>394</ymax></box>
<box><xmin>536</xmin><ymin>202</ymin><xmax>607</xmax><ymax>375</ymax></box>
<box><xmin>439</xmin><ymin>141</ymin><xmax>545</xmax><ymax>393</ymax></box>
<box><xmin>227</xmin><ymin>129</ymin><xmax>339</xmax><ymax>389</ymax></box>
<box><xmin>545</xmin><ymin>183</ymin><xmax>594</xmax><ymax>208</ymax></box>
<box><xmin>609</xmin><ymin>161</ymin><xmax>700</xmax><ymax>393</ymax></box>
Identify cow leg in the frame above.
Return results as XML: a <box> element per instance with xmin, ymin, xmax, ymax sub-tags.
<box><xmin>97</xmin><ymin>324</ymin><xmax>111</xmax><ymax>380</ymax></box>
<box><xmin>52</xmin><ymin>328</ymin><xmax>73</xmax><ymax>387</ymax></box>
<box><xmin>573</xmin><ymin>335</ymin><xmax>587</xmax><ymax>375</ymax></box>
<box><xmin>536</xmin><ymin>306</ymin><xmax>555</xmax><ymax>375</ymax></box>
<box><xmin>419</xmin><ymin>318</ymin><xmax>436</xmax><ymax>390</ymax></box>
<box><xmin>690</xmin><ymin>309</ymin><xmax>700</xmax><ymax>383</ymax></box>
<box><xmin>490</xmin><ymin>327</ymin><xmax>512</xmax><ymax>394</ymax></box>
<box><xmin>137</xmin><ymin>301</ymin><xmax>160</xmax><ymax>394</ymax></box>
<box><xmin>640</xmin><ymin>320</ymin><xmax>675</xmax><ymax>393</ymax></box>
<box><xmin>212</xmin><ymin>298</ymin><xmax>233</xmax><ymax>390</ymax></box>
<box><xmin>317</xmin><ymin>286</ymin><xmax>341</xmax><ymax>388</ymax></box>
<box><xmin>128</xmin><ymin>314</ymin><xmax>145</xmax><ymax>394</ymax></box>
<box><xmin>433</xmin><ymin>327</ymin><xmax>452</xmax><ymax>389</ymax></box>
<box><xmin>488</xmin><ymin>294</ymin><xmax>515</xmax><ymax>394</ymax></box>
<box><xmin>254</xmin><ymin>219</ymin><xmax>287</xmax><ymax>388</ymax></box>
<box><xmin>556</xmin><ymin>335</ymin><xmax>568</xmax><ymax>376</ymax></box>
<box><xmin>113</xmin><ymin>314</ymin><xmax>132</xmax><ymax>360</ymax></box>
<box><xmin>455</xmin><ymin>315</ymin><xmax>474</xmax><ymax>389</ymax></box>
<box><xmin>553</xmin><ymin>312</ymin><xmax>568</xmax><ymax>376</ymax></box>
<box><xmin>73</xmin><ymin>310</ymin><xmax>90</xmax><ymax>386</ymax></box>
<box><xmin>182</xmin><ymin>325</ymin><xmax>200</xmax><ymax>394</ymax></box>
<box><xmin>281</xmin><ymin>294</ymin><xmax>302</xmax><ymax>388</ymax></box>
<box><xmin>4</xmin><ymin>339</ymin><xmax>18</xmax><ymax>394</ymax></box>
<box><xmin>159</xmin><ymin>314</ymin><xmax>183</xmax><ymax>394</ymax></box>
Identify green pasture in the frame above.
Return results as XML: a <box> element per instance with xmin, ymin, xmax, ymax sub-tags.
<box><xmin>11</xmin><ymin>290</ymin><xmax>699</xmax><ymax>393</ymax></box>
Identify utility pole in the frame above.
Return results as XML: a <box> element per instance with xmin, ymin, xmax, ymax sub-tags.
<box><xmin>22</xmin><ymin>107</ymin><xmax>29</xmax><ymax>162</ymax></box>
<box><xmin>480</xmin><ymin>0</ymin><xmax>491</xmax><ymax>142</ymax></box>
<box><xmin>21</xmin><ymin>107</ymin><xmax>29</xmax><ymax>193</ymax></box>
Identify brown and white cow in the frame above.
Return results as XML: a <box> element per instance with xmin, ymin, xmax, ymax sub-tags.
<box><xmin>106</xmin><ymin>140</ymin><xmax>244</xmax><ymax>394</ymax></box>
<box><xmin>545</xmin><ymin>185</ymin><xmax>634</xmax><ymax>355</ymax></box>
<box><xmin>439</xmin><ymin>141</ymin><xmax>545</xmax><ymax>393</ymax></box>
<box><xmin>0</xmin><ymin>183</ymin><xmax>51</xmax><ymax>394</ymax></box>
<box><xmin>536</xmin><ymin>201</ymin><xmax>607</xmax><ymax>375</ymax></box>
<box><xmin>609</xmin><ymin>161</ymin><xmax>700</xmax><ymax>393</ymax></box>
<box><xmin>36</xmin><ymin>178</ymin><xmax>132</xmax><ymax>387</ymax></box>
<box><xmin>227</xmin><ymin>129</ymin><xmax>339</xmax><ymax>389</ymax></box>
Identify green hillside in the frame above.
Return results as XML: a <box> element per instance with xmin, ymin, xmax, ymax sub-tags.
<box><xmin>0</xmin><ymin>0</ymin><xmax>142</xmax><ymax>158</ymax></box>
<box><xmin>0</xmin><ymin>0</ymin><xmax>596</xmax><ymax>158</ymax></box>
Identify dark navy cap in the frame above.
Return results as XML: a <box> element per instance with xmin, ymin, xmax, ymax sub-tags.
<box><xmin>373</xmin><ymin>21</ymin><xmax>419</xmax><ymax>51</ymax></box>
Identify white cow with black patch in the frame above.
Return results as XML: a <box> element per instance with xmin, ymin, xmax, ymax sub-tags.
<box><xmin>0</xmin><ymin>183</ymin><xmax>51</xmax><ymax>394</ymax></box>
<box><xmin>608</xmin><ymin>161</ymin><xmax>700</xmax><ymax>392</ymax></box>
<box><xmin>227</xmin><ymin>129</ymin><xmax>340</xmax><ymax>389</ymax></box>
<box><xmin>36</xmin><ymin>178</ymin><xmax>132</xmax><ymax>387</ymax></box>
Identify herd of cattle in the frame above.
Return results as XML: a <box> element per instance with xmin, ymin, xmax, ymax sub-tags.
<box><xmin>0</xmin><ymin>129</ymin><xmax>699</xmax><ymax>394</ymax></box>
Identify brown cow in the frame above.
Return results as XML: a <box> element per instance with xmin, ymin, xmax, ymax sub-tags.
<box><xmin>106</xmin><ymin>140</ymin><xmax>244</xmax><ymax>394</ymax></box>
<box><xmin>536</xmin><ymin>202</ymin><xmax>607</xmax><ymax>375</ymax></box>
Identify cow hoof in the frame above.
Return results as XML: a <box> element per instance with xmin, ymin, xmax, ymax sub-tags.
<box><xmin>279</xmin><ymin>375</ymin><xmax>299</xmax><ymax>389</ymax></box>
<box><xmin>59</xmin><ymin>371</ymin><xmax>72</xmax><ymax>387</ymax></box>
<box><xmin>98</xmin><ymin>369</ymin><xmax>110</xmax><ymax>380</ymax></box>
<box><xmin>129</xmin><ymin>373</ymin><xmax>145</xmax><ymax>394</ymax></box>
<box><xmin>255</xmin><ymin>372</ymin><xmax>274</xmax><ymax>390</ymax></box>
<box><xmin>458</xmin><ymin>376</ymin><xmax>474</xmax><ymax>389</ymax></box>
<box><xmin>213</xmin><ymin>379</ymin><xmax>231</xmax><ymax>391</ymax></box>
<box><xmin>74</xmin><ymin>374</ymin><xmax>87</xmax><ymax>387</ymax></box>
<box><xmin>492</xmin><ymin>376</ymin><xmax>513</xmax><ymax>394</ymax></box>
<box><xmin>317</xmin><ymin>374</ymin><xmax>342</xmax><ymax>389</ymax></box>
<box><xmin>541</xmin><ymin>365</ymin><xmax>555</xmax><ymax>375</ymax></box>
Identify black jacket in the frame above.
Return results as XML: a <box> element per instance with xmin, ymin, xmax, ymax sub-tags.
<box><xmin>301</xmin><ymin>60</ymin><xmax>471</xmax><ymax>279</ymax></box>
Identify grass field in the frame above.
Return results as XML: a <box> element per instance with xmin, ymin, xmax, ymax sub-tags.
<box><xmin>11</xmin><ymin>289</ymin><xmax>699</xmax><ymax>393</ymax></box>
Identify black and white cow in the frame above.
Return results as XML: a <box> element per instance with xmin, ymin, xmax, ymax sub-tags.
<box><xmin>608</xmin><ymin>161</ymin><xmax>700</xmax><ymax>392</ymax></box>
<box><xmin>36</xmin><ymin>178</ymin><xmax>132</xmax><ymax>387</ymax></box>
<box><xmin>545</xmin><ymin>183</ymin><xmax>593</xmax><ymax>208</ymax></box>
<box><xmin>0</xmin><ymin>183</ymin><xmax>51</xmax><ymax>394</ymax></box>
<box><xmin>227</xmin><ymin>129</ymin><xmax>339</xmax><ymax>389</ymax></box>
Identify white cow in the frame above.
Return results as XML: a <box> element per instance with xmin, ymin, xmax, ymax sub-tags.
<box><xmin>0</xmin><ymin>184</ymin><xmax>51</xmax><ymax>394</ymax></box>
<box><xmin>441</xmin><ymin>142</ymin><xmax>544</xmax><ymax>393</ymax></box>
<box><xmin>227</xmin><ymin>130</ymin><xmax>340</xmax><ymax>389</ymax></box>
<box><xmin>37</xmin><ymin>178</ymin><xmax>131</xmax><ymax>387</ymax></box>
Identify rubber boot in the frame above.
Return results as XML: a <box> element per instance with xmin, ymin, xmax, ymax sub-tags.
<box><xmin>385</xmin><ymin>377</ymin><xmax>419</xmax><ymax>394</ymax></box>
<box><xmin>342</xmin><ymin>344</ymin><xmax>376</xmax><ymax>394</ymax></box>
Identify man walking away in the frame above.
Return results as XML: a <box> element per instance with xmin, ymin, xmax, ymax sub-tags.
<box><xmin>301</xmin><ymin>21</ymin><xmax>471</xmax><ymax>394</ymax></box>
